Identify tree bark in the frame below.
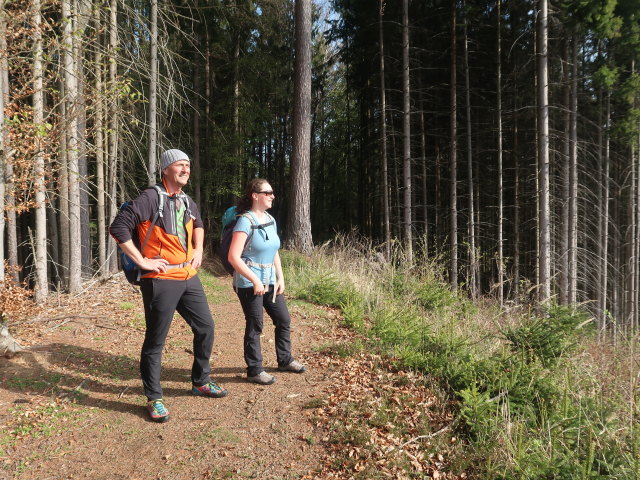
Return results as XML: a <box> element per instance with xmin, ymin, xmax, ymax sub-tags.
<box><xmin>537</xmin><ymin>0</ymin><xmax>551</xmax><ymax>303</ymax></box>
<box><xmin>107</xmin><ymin>0</ymin><xmax>119</xmax><ymax>273</ymax></box>
<box><xmin>76</xmin><ymin>0</ymin><xmax>91</xmax><ymax>278</ymax></box>
<box><xmin>63</xmin><ymin>0</ymin><xmax>82</xmax><ymax>293</ymax></box>
<box><xmin>94</xmin><ymin>9</ymin><xmax>106</xmax><ymax>276</ymax></box>
<box><xmin>598</xmin><ymin>87</ymin><xmax>611</xmax><ymax>335</ymax></box>
<box><xmin>192</xmin><ymin>49</ymin><xmax>201</xmax><ymax>207</ymax></box>
<box><xmin>463</xmin><ymin>0</ymin><xmax>476</xmax><ymax>299</ymax></box>
<box><xmin>2</xmin><ymin>14</ymin><xmax>16</xmax><ymax>283</ymax></box>
<box><xmin>402</xmin><ymin>0</ymin><xmax>412</xmax><ymax>264</ymax></box>
<box><xmin>568</xmin><ymin>35</ymin><xmax>579</xmax><ymax>304</ymax></box>
<box><xmin>560</xmin><ymin>37</ymin><xmax>570</xmax><ymax>305</ymax></box>
<box><xmin>0</xmin><ymin>0</ymin><xmax>6</xmax><ymax>285</ymax></box>
<box><xmin>378</xmin><ymin>0</ymin><xmax>391</xmax><ymax>259</ymax></box>
<box><xmin>419</xmin><ymin>93</ymin><xmax>428</xmax><ymax>254</ymax></box>
<box><xmin>148</xmin><ymin>0</ymin><xmax>158</xmax><ymax>185</ymax></box>
<box><xmin>286</xmin><ymin>0</ymin><xmax>313</xmax><ymax>253</ymax></box>
<box><xmin>58</xmin><ymin>82</ymin><xmax>70</xmax><ymax>287</ymax></box>
<box><xmin>449</xmin><ymin>0</ymin><xmax>458</xmax><ymax>289</ymax></box>
<box><xmin>32</xmin><ymin>0</ymin><xmax>48</xmax><ymax>302</ymax></box>
<box><xmin>495</xmin><ymin>0</ymin><xmax>504</xmax><ymax>306</ymax></box>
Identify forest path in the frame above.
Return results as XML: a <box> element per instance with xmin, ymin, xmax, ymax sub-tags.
<box><xmin>0</xmin><ymin>271</ymin><xmax>334</xmax><ymax>480</ymax></box>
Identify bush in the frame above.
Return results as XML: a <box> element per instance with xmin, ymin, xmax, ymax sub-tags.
<box><xmin>502</xmin><ymin>304</ymin><xmax>593</xmax><ymax>367</ymax></box>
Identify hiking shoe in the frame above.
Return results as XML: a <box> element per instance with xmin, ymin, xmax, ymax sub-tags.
<box><xmin>278</xmin><ymin>360</ymin><xmax>306</xmax><ymax>373</ymax></box>
<box><xmin>192</xmin><ymin>381</ymin><xmax>228</xmax><ymax>398</ymax></box>
<box><xmin>147</xmin><ymin>399</ymin><xmax>170</xmax><ymax>423</ymax></box>
<box><xmin>247</xmin><ymin>371</ymin><xmax>277</xmax><ymax>385</ymax></box>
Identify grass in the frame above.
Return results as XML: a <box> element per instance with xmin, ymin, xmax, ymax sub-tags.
<box><xmin>199</xmin><ymin>270</ymin><xmax>230</xmax><ymax>304</ymax></box>
<box><xmin>119</xmin><ymin>301</ymin><xmax>136</xmax><ymax>310</ymax></box>
<box><xmin>280</xmin><ymin>235</ymin><xmax>640</xmax><ymax>479</ymax></box>
<box><xmin>127</xmin><ymin>312</ymin><xmax>145</xmax><ymax>328</ymax></box>
<box><xmin>5</xmin><ymin>373</ymin><xmax>62</xmax><ymax>393</ymax></box>
<box><xmin>197</xmin><ymin>427</ymin><xmax>241</xmax><ymax>444</ymax></box>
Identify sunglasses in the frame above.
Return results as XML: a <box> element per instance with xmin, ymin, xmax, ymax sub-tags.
<box><xmin>257</xmin><ymin>191</ymin><xmax>275</xmax><ymax>196</ymax></box>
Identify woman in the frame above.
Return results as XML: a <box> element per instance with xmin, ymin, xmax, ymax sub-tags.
<box><xmin>228</xmin><ymin>178</ymin><xmax>306</xmax><ymax>385</ymax></box>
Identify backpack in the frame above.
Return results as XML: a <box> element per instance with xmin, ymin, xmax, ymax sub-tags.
<box><xmin>118</xmin><ymin>184</ymin><xmax>191</xmax><ymax>285</ymax></box>
<box><xmin>216</xmin><ymin>207</ymin><xmax>274</xmax><ymax>275</ymax></box>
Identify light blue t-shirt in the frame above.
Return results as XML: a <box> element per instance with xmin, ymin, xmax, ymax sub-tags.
<box><xmin>233</xmin><ymin>212</ymin><xmax>280</xmax><ymax>289</ymax></box>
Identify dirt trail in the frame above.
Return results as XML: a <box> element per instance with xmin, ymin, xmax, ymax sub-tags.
<box><xmin>0</xmin><ymin>273</ymin><xmax>333</xmax><ymax>480</ymax></box>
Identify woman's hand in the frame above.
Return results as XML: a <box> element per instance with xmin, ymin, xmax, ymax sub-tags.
<box><xmin>274</xmin><ymin>252</ymin><xmax>285</xmax><ymax>295</ymax></box>
<box><xmin>253</xmin><ymin>283</ymin><xmax>266</xmax><ymax>296</ymax></box>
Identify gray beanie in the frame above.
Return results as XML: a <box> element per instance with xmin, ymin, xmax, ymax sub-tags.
<box><xmin>160</xmin><ymin>149</ymin><xmax>189</xmax><ymax>170</ymax></box>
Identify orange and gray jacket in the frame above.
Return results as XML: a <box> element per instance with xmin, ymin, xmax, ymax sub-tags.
<box><xmin>109</xmin><ymin>184</ymin><xmax>203</xmax><ymax>281</ymax></box>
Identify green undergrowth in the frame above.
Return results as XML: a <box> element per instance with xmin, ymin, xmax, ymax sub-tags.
<box><xmin>280</xmin><ymin>237</ymin><xmax>640</xmax><ymax>479</ymax></box>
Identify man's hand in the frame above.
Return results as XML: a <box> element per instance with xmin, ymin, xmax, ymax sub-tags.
<box><xmin>118</xmin><ymin>240</ymin><xmax>169</xmax><ymax>273</ymax></box>
<box><xmin>191</xmin><ymin>248</ymin><xmax>203</xmax><ymax>269</ymax></box>
<box><xmin>139</xmin><ymin>257</ymin><xmax>169</xmax><ymax>273</ymax></box>
<box><xmin>276</xmin><ymin>280</ymin><xmax>285</xmax><ymax>295</ymax></box>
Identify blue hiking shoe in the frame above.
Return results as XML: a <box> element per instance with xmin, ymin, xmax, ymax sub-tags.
<box><xmin>192</xmin><ymin>381</ymin><xmax>228</xmax><ymax>398</ymax></box>
<box><xmin>146</xmin><ymin>399</ymin><xmax>170</xmax><ymax>423</ymax></box>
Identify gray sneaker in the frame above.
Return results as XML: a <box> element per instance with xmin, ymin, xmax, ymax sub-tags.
<box><xmin>278</xmin><ymin>360</ymin><xmax>306</xmax><ymax>373</ymax></box>
<box><xmin>247</xmin><ymin>371</ymin><xmax>277</xmax><ymax>385</ymax></box>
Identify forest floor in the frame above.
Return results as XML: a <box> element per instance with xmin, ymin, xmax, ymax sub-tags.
<box><xmin>0</xmin><ymin>266</ymin><xmax>463</xmax><ymax>480</ymax></box>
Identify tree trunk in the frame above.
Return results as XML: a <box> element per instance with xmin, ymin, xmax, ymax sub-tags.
<box><xmin>0</xmin><ymin>0</ymin><xmax>6</xmax><ymax>285</ymax></box>
<box><xmin>635</xmin><ymin>116</ymin><xmax>640</xmax><ymax>332</ymax></box>
<box><xmin>286</xmin><ymin>0</ymin><xmax>313</xmax><ymax>253</ymax></box>
<box><xmin>63</xmin><ymin>0</ymin><xmax>82</xmax><ymax>293</ymax></box>
<box><xmin>378</xmin><ymin>0</ymin><xmax>390</xmax><ymax>259</ymax></box>
<box><xmin>76</xmin><ymin>0</ymin><xmax>91</xmax><ymax>278</ymax></box>
<box><xmin>419</xmin><ymin>95</ymin><xmax>428</xmax><ymax>254</ymax></box>
<box><xmin>513</xmin><ymin>94</ymin><xmax>520</xmax><ymax>300</ymax></box>
<box><xmin>598</xmin><ymin>88</ymin><xmax>611</xmax><ymax>336</ymax></box>
<box><xmin>94</xmin><ymin>9</ymin><xmax>106</xmax><ymax>276</ymax></box>
<box><xmin>233</xmin><ymin>26</ymin><xmax>241</xmax><ymax>185</ymax></box>
<box><xmin>495</xmin><ymin>0</ymin><xmax>503</xmax><ymax>306</ymax></box>
<box><xmin>3</xmin><ymin>32</ymin><xmax>17</xmax><ymax>283</ymax></box>
<box><xmin>107</xmin><ymin>0</ymin><xmax>119</xmax><ymax>273</ymax></box>
<box><xmin>625</xmin><ymin>148</ymin><xmax>637</xmax><ymax>332</ymax></box>
<box><xmin>560</xmin><ymin>37</ymin><xmax>570</xmax><ymax>305</ymax></box>
<box><xmin>58</xmin><ymin>82</ymin><xmax>70</xmax><ymax>287</ymax></box>
<box><xmin>193</xmin><ymin>51</ymin><xmax>201</xmax><ymax>207</ymax></box>
<box><xmin>463</xmin><ymin>0</ymin><xmax>476</xmax><ymax>299</ymax></box>
<box><xmin>148</xmin><ymin>0</ymin><xmax>158</xmax><ymax>185</ymax></box>
<box><xmin>402</xmin><ymin>0</ymin><xmax>412</xmax><ymax>264</ymax></box>
<box><xmin>32</xmin><ymin>0</ymin><xmax>48</xmax><ymax>302</ymax></box>
<box><xmin>537</xmin><ymin>0</ymin><xmax>551</xmax><ymax>303</ymax></box>
<box><xmin>568</xmin><ymin>35</ymin><xmax>579</xmax><ymax>304</ymax></box>
<box><xmin>449</xmin><ymin>0</ymin><xmax>458</xmax><ymax>290</ymax></box>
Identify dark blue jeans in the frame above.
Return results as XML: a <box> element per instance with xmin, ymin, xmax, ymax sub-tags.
<box><xmin>236</xmin><ymin>285</ymin><xmax>294</xmax><ymax>377</ymax></box>
<box><xmin>140</xmin><ymin>275</ymin><xmax>214</xmax><ymax>400</ymax></box>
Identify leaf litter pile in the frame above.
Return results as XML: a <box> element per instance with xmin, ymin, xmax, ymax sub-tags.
<box><xmin>303</xmin><ymin>348</ymin><xmax>466</xmax><ymax>480</ymax></box>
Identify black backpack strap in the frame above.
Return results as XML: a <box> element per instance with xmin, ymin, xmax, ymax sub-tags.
<box><xmin>140</xmin><ymin>186</ymin><xmax>165</xmax><ymax>253</ymax></box>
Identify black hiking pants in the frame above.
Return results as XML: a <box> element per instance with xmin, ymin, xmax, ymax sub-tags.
<box><xmin>140</xmin><ymin>275</ymin><xmax>214</xmax><ymax>400</ymax></box>
<box><xmin>236</xmin><ymin>285</ymin><xmax>294</xmax><ymax>377</ymax></box>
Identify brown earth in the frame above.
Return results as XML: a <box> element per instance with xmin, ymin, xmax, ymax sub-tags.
<box><xmin>0</xmin><ymin>270</ymin><xmax>463</xmax><ymax>480</ymax></box>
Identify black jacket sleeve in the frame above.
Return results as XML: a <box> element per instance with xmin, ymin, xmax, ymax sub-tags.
<box><xmin>108</xmin><ymin>188</ymin><xmax>158</xmax><ymax>244</ymax></box>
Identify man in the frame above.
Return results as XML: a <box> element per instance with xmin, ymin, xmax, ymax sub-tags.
<box><xmin>110</xmin><ymin>148</ymin><xmax>227</xmax><ymax>423</ymax></box>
